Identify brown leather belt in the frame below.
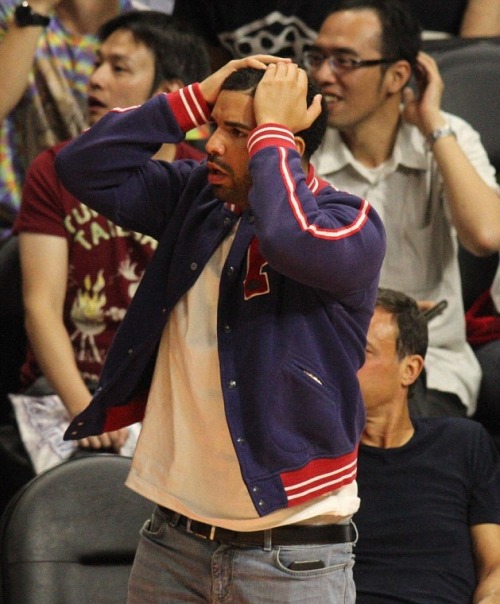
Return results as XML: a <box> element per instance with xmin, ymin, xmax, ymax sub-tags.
<box><xmin>158</xmin><ymin>506</ymin><xmax>355</xmax><ymax>546</ymax></box>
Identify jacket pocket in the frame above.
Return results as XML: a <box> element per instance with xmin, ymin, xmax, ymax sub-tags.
<box><xmin>263</xmin><ymin>356</ymin><xmax>348</xmax><ymax>455</ymax></box>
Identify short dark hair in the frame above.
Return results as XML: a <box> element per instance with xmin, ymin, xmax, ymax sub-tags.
<box><xmin>326</xmin><ymin>0</ymin><xmax>422</xmax><ymax>72</ymax></box>
<box><xmin>98</xmin><ymin>11</ymin><xmax>210</xmax><ymax>92</ymax></box>
<box><xmin>376</xmin><ymin>288</ymin><xmax>428</xmax><ymax>360</ymax></box>
<box><xmin>220</xmin><ymin>67</ymin><xmax>328</xmax><ymax>161</ymax></box>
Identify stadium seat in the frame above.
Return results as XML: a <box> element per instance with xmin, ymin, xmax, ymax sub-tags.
<box><xmin>0</xmin><ymin>454</ymin><xmax>153</xmax><ymax>604</ymax></box>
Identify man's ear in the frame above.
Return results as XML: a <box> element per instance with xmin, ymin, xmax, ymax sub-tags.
<box><xmin>401</xmin><ymin>354</ymin><xmax>425</xmax><ymax>388</ymax></box>
<box><xmin>385</xmin><ymin>60</ymin><xmax>412</xmax><ymax>95</ymax></box>
<box><xmin>294</xmin><ymin>135</ymin><xmax>306</xmax><ymax>158</ymax></box>
<box><xmin>155</xmin><ymin>78</ymin><xmax>184</xmax><ymax>95</ymax></box>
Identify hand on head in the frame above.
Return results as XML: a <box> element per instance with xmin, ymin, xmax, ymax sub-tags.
<box><xmin>200</xmin><ymin>55</ymin><xmax>323</xmax><ymax>134</ymax></box>
<box><xmin>402</xmin><ymin>51</ymin><xmax>446</xmax><ymax>135</ymax></box>
<box><xmin>253</xmin><ymin>61</ymin><xmax>323</xmax><ymax>133</ymax></box>
<box><xmin>199</xmin><ymin>55</ymin><xmax>292</xmax><ymax>106</ymax></box>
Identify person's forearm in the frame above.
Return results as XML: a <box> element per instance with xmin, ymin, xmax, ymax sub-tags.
<box><xmin>248</xmin><ymin>143</ymin><xmax>386</xmax><ymax>295</ymax></box>
<box><xmin>0</xmin><ymin>24</ymin><xmax>45</xmax><ymax>120</ymax></box>
<box><xmin>431</xmin><ymin>136</ymin><xmax>500</xmax><ymax>256</ymax></box>
<box><xmin>55</xmin><ymin>94</ymin><xmax>184</xmax><ymax>196</ymax></box>
<box><xmin>0</xmin><ymin>0</ymin><xmax>56</xmax><ymax>120</ymax></box>
<box><xmin>24</xmin><ymin>307</ymin><xmax>93</xmax><ymax>418</ymax></box>
<box><xmin>460</xmin><ymin>0</ymin><xmax>500</xmax><ymax>37</ymax></box>
<box><xmin>402</xmin><ymin>52</ymin><xmax>500</xmax><ymax>256</ymax></box>
<box><xmin>55</xmin><ymin>89</ymin><xmax>207</xmax><ymax>238</ymax></box>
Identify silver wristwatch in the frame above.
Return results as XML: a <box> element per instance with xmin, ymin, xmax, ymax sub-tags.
<box><xmin>425</xmin><ymin>124</ymin><xmax>456</xmax><ymax>150</ymax></box>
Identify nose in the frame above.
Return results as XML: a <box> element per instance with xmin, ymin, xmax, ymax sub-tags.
<box><xmin>205</xmin><ymin>127</ymin><xmax>224</xmax><ymax>156</ymax></box>
<box><xmin>88</xmin><ymin>63</ymin><xmax>106</xmax><ymax>91</ymax></box>
<box><xmin>313</xmin><ymin>58</ymin><xmax>339</xmax><ymax>86</ymax></box>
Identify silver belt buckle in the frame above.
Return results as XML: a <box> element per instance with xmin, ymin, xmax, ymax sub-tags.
<box><xmin>185</xmin><ymin>518</ymin><xmax>216</xmax><ymax>541</ymax></box>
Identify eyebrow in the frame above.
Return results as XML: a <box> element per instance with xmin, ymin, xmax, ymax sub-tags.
<box><xmin>312</xmin><ymin>44</ymin><xmax>358</xmax><ymax>56</ymax></box>
<box><xmin>96</xmin><ymin>50</ymin><xmax>133</xmax><ymax>64</ymax></box>
<box><xmin>225</xmin><ymin>120</ymin><xmax>252</xmax><ymax>131</ymax></box>
<box><xmin>210</xmin><ymin>115</ymin><xmax>253</xmax><ymax>132</ymax></box>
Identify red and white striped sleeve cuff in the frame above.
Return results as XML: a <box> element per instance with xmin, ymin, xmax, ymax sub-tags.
<box><xmin>247</xmin><ymin>124</ymin><xmax>297</xmax><ymax>158</ymax></box>
<box><xmin>166</xmin><ymin>83</ymin><xmax>211</xmax><ymax>133</ymax></box>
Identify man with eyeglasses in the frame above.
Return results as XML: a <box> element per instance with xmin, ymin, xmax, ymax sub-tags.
<box><xmin>307</xmin><ymin>0</ymin><xmax>500</xmax><ymax>420</ymax></box>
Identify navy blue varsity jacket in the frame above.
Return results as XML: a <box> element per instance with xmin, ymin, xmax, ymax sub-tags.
<box><xmin>55</xmin><ymin>83</ymin><xmax>386</xmax><ymax>516</ymax></box>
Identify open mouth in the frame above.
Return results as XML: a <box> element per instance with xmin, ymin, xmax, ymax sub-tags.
<box><xmin>88</xmin><ymin>96</ymin><xmax>107</xmax><ymax>111</ymax></box>
<box><xmin>207</xmin><ymin>161</ymin><xmax>228</xmax><ymax>176</ymax></box>
<box><xmin>207</xmin><ymin>162</ymin><xmax>230</xmax><ymax>185</ymax></box>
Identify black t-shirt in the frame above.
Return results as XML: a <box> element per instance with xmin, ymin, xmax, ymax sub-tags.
<box><xmin>355</xmin><ymin>417</ymin><xmax>500</xmax><ymax>603</ymax></box>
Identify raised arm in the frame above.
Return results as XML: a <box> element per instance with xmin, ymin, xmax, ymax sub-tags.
<box><xmin>0</xmin><ymin>1</ymin><xmax>60</xmax><ymax>121</ymax></box>
<box><xmin>248</xmin><ymin>62</ymin><xmax>385</xmax><ymax>295</ymax></box>
<box><xmin>403</xmin><ymin>52</ymin><xmax>500</xmax><ymax>256</ymax></box>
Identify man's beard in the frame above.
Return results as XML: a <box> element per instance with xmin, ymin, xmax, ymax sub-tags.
<box><xmin>207</xmin><ymin>154</ymin><xmax>252</xmax><ymax>208</ymax></box>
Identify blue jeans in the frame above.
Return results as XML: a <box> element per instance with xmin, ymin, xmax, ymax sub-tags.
<box><xmin>128</xmin><ymin>506</ymin><xmax>356</xmax><ymax>603</ymax></box>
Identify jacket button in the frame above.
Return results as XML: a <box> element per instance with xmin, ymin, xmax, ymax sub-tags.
<box><xmin>252</xmin><ymin>486</ymin><xmax>260</xmax><ymax>493</ymax></box>
<box><xmin>226</xmin><ymin>266</ymin><xmax>235</xmax><ymax>277</ymax></box>
<box><xmin>228</xmin><ymin>380</ymin><xmax>237</xmax><ymax>389</ymax></box>
<box><xmin>190</xmin><ymin>262</ymin><xmax>198</xmax><ymax>271</ymax></box>
<box><xmin>128</xmin><ymin>348</ymin><xmax>133</xmax><ymax>355</ymax></box>
<box><xmin>258</xmin><ymin>500</ymin><xmax>266</xmax><ymax>509</ymax></box>
<box><xmin>236</xmin><ymin>437</ymin><xmax>246</xmax><ymax>445</ymax></box>
<box><xmin>223</xmin><ymin>217</ymin><xmax>231</xmax><ymax>226</ymax></box>
<box><xmin>223</xmin><ymin>323</ymin><xmax>231</xmax><ymax>333</ymax></box>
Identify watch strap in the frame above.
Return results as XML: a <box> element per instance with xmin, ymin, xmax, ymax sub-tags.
<box><xmin>15</xmin><ymin>2</ymin><xmax>51</xmax><ymax>27</ymax></box>
<box><xmin>425</xmin><ymin>124</ymin><xmax>456</xmax><ymax>150</ymax></box>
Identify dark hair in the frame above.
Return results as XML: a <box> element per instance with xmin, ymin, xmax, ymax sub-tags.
<box><xmin>220</xmin><ymin>67</ymin><xmax>328</xmax><ymax>161</ymax></box>
<box><xmin>326</xmin><ymin>0</ymin><xmax>422</xmax><ymax>72</ymax></box>
<box><xmin>98</xmin><ymin>11</ymin><xmax>210</xmax><ymax>92</ymax></box>
<box><xmin>376</xmin><ymin>288</ymin><xmax>428</xmax><ymax>361</ymax></box>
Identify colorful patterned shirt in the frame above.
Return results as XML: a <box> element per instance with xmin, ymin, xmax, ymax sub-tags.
<box><xmin>0</xmin><ymin>0</ymin><xmax>135</xmax><ymax>241</ymax></box>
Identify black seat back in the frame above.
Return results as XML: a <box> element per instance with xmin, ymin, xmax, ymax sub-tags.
<box><xmin>0</xmin><ymin>454</ymin><xmax>153</xmax><ymax>604</ymax></box>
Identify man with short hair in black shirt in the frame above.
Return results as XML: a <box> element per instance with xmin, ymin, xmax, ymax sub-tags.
<box><xmin>355</xmin><ymin>287</ymin><xmax>500</xmax><ymax>603</ymax></box>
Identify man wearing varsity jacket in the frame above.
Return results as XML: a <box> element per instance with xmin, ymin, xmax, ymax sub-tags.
<box><xmin>55</xmin><ymin>55</ymin><xmax>386</xmax><ymax>603</ymax></box>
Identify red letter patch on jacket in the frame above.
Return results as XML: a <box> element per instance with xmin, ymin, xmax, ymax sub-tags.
<box><xmin>244</xmin><ymin>237</ymin><xmax>270</xmax><ymax>300</ymax></box>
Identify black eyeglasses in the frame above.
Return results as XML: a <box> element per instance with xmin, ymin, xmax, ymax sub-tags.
<box><xmin>303</xmin><ymin>49</ymin><xmax>398</xmax><ymax>74</ymax></box>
